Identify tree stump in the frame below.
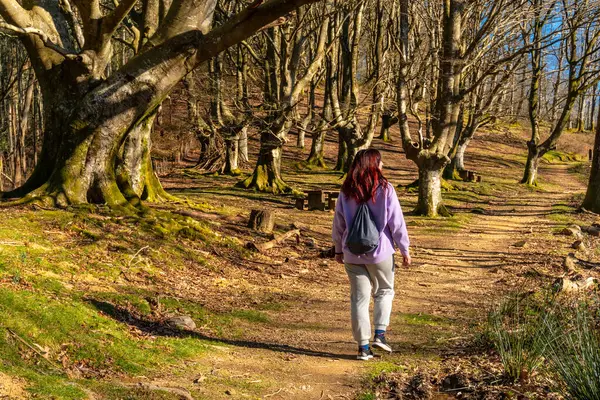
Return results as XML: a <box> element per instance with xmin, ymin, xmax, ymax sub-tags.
<box><xmin>328</xmin><ymin>197</ymin><xmax>337</xmax><ymax>211</ymax></box>
<box><xmin>294</xmin><ymin>197</ymin><xmax>306</xmax><ymax>210</ymax></box>
<box><xmin>307</xmin><ymin>190</ymin><xmax>325</xmax><ymax>210</ymax></box>
<box><xmin>248</xmin><ymin>210</ymin><xmax>275</xmax><ymax>233</ymax></box>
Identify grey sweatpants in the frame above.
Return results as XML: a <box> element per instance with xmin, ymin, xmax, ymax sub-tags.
<box><xmin>345</xmin><ymin>256</ymin><xmax>395</xmax><ymax>346</ymax></box>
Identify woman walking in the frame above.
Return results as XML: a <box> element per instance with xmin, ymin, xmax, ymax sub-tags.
<box><xmin>332</xmin><ymin>149</ymin><xmax>411</xmax><ymax>360</ymax></box>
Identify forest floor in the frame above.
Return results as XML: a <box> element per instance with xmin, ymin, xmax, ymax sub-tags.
<box><xmin>1</xmin><ymin>123</ymin><xmax>599</xmax><ymax>399</ymax></box>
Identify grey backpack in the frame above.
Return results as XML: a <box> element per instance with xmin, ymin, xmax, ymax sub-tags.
<box><xmin>346</xmin><ymin>202</ymin><xmax>379</xmax><ymax>255</ymax></box>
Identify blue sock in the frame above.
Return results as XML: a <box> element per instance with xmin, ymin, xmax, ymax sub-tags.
<box><xmin>375</xmin><ymin>329</ymin><xmax>385</xmax><ymax>337</ymax></box>
<box><xmin>359</xmin><ymin>344</ymin><xmax>369</xmax><ymax>352</ymax></box>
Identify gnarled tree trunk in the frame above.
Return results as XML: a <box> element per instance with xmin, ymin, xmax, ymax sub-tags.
<box><xmin>240</xmin><ymin>5</ymin><xmax>330</xmax><ymax>192</ymax></box>
<box><xmin>0</xmin><ymin>0</ymin><xmax>320</xmax><ymax>208</ymax></box>
<box><xmin>237</xmin><ymin>127</ymin><xmax>290</xmax><ymax>193</ymax></box>
<box><xmin>582</xmin><ymin>122</ymin><xmax>600</xmax><ymax>212</ymax></box>
<box><xmin>379</xmin><ymin>112</ymin><xmax>397</xmax><ymax>142</ymax></box>
<box><xmin>117</xmin><ymin>113</ymin><xmax>171</xmax><ymax>202</ymax></box>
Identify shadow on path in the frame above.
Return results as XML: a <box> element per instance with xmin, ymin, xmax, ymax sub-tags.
<box><xmin>87</xmin><ymin>299</ymin><xmax>357</xmax><ymax>361</ymax></box>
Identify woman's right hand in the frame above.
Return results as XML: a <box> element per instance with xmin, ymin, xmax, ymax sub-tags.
<box><xmin>335</xmin><ymin>254</ymin><xmax>344</xmax><ymax>264</ymax></box>
<box><xmin>402</xmin><ymin>254</ymin><xmax>411</xmax><ymax>267</ymax></box>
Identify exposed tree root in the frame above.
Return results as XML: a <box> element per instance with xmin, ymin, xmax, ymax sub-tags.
<box><xmin>412</xmin><ymin>203</ymin><xmax>452</xmax><ymax>218</ymax></box>
<box><xmin>305</xmin><ymin>155</ymin><xmax>327</xmax><ymax>169</ymax></box>
<box><xmin>119</xmin><ymin>382</ymin><xmax>195</xmax><ymax>400</ymax></box>
<box><xmin>236</xmin><ymin>168</ymin><xmax>294</xmax><ymax>194</ymax></box>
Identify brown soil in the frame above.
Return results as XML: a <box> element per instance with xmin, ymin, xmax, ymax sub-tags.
<box><xmin>144</xmin><ymin>125</ymin><xmax>598</xmax><ymax>399</ymax></box>
<box><xmin>0</xmin><ymin>372</ymin><xmax>28</xmax><ymax>399</ymax></box>
<box><xmin>2</xmin><ymin>123</ymin><xmax>598</xmax><ymax>399</ymax></box>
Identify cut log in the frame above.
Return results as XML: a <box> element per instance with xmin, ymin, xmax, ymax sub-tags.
<box><xmin>581</xmin><ymin>225</ymin><xmax>600</xmax><ymax>236</ymax></box>
<box><xmin>307</xmin><ymin>190</ymin><xmax>325</xmax><ymax>210</ymax></box>
<box><xmin>328</xmin><ymin>197</ymin><xmax>337</xmax><ymax>211</ymax></box>
<box><xmin>247</xmin><ymin>229</ymin><xmax>300</xmax><ymax>252</ymax></box>
<box><xmin>248</xmin><ymin>210</ymin><xmax>275</xmax><ymax>233</ymax></box>
<box><xmin>294</xmin><ymin>198</ymin><xmax>306</xmax><ymax>210</ymax></box>
<box><xmin>556</xmin><ymin>277</ymin><xmax>597</xmax><ymax>293</ymax></box>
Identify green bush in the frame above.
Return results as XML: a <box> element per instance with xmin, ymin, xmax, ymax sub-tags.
<box><xmin>487</xmin><ymin>293</ymin><xmax>549</xmax><ymax>382</ymax></box>
<box><xmin>543</xmin><ymin>300</ymin><xmax>600</xmax><ymax>400</ymax></box>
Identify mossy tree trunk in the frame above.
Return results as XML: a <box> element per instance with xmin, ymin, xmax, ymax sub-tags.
<box><xmin>117</xmin><ymin>113</ymin><xmax>172</xmax><ymax>202</ymax></box>
<box><xmin>453</xmin><ymin>136</ymin><xmax>471</xmax><ymax>172</ymax></box>
<box><xmin>521</xmin><ymin>142</ymin><xmax>541</xmax><ymax>186</ymax></box>
<box><xmin>307</xmin><ymin>36</ymin><xmax>333</xmax><ymax>169</ymax></box>
<box><xmin>334</xmin><ymin>134</ymin><xmax>348</xmax><ymax>172</ymax></box>
<box><xmin>238</xmin><ymin>126</ymin><xmax>249</xmax><ymax>163</ymax></box>
<box><xmin>338</xmin><ymin>123</ymin><xmax>369</xmax><ymax>173</ymax></box>
<box><xmin>444</xmin><ymin>121</ymin><xmax>477</xmax><ymax>180</ymax></box>
<box><xmin>396</xmin><ymin>0</ymin><xmax>463</xmax><ymax>217</ymax></box>
<box><xmin>306</xmin><ymin>131</ymin><xmax>326</xmax><ymax>167</ymax></box>
<box><xmin>237</xmin><ymin>127</ymin><xmax>290</xmax><ymax>193</ymax></box>
<box><xmin>306</xmin><ymin>93</ymin><xmax>328</xmax><ymax>168</ymax></box>
<box><xmin>240</xmin><ymin>5</ymin><xmax>330</xmax><ymax>192</ymax></box>
<box><xmin>222</xmin><ymin>126</ymin><xmax>245</xmax><ymax>176</ymax></box>
<box><xmin>415</xmin><ymin>158</ymin><xmax>450</xmax><ymax>217</ymax></box>
<box><xmin>0</xmin><ymin>0</ymin><xmax>320</xmax><ymax>208</ymax></box>
<box><xmin>379</xmin><ymin>112</ymin><xmax>397</xmax><ymax>142</ymax></box>
<box><xmin>582</xmin><ymin>121</ymin><xmax>600</xmax><ymax>212</ymax></box>
<box><xmin>328</xmin><ymin>4</ymin><xmax>376</xmax><ymax>173</ymax></box>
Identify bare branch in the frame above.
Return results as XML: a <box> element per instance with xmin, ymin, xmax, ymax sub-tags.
<box><xmin>0</xmin><ymin>0</ymin><xmax>31</xmax><ymax>28</ymax></box>
<box><xmin>0</xmin><ymin>21</ymin><xmax>71</xmax><ymax>57</ymax></box>
<box><xmin>59</xmin><ymin>0</ymin><xmax>85</xmax><ymax>48</ymax></box>
<box><xmin>194</xmin><ymin>0</ymin><xmax>321</xmax><ymax>65</ymax></box>
<box><xmin>102</xmin><ymin>0</ymin><xmax>139</xmax><ymax>38</ymax></box>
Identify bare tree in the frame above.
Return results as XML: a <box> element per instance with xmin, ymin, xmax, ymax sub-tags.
<box><xmin>522</xmin><ymin>0</ymin><xmax>600</xmax><ymax>185</ymax></box>
<box><xmin>0</xmin><ymin>0</ymin><xmax>320</xmax><ymax>208</ymax></box>
<box><xmin>396</xmin><ymin>0</ymin><xmax>530</xmax><ymax>216</ymax></box>
<box><xmin>237</xmin><ymin>3</ymin><xmax>331</xmax><ymax>193</ymax></box>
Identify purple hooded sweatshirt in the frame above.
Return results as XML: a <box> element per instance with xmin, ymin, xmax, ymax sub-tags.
<box><xmin>332</xmin><ymin>182</ymin><xmax>410</xmax><ymax>265</ymax></box>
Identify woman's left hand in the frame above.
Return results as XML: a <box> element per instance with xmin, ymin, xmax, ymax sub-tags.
<box><xmin>335</xmin><ymin>254</ymin><xmax>344</xmax><ymax>264</ymax></box>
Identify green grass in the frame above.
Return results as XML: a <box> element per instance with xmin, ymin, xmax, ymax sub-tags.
<box><xmin>409</xmin><ymin>212</ymin><xmax>473</xmax><ymax>234</ymax></box>
<box><xmin>229</xmin><ymin>309</ymin><xmax>271</xmax><ymax>324</ymax></box>
<box><xmin>0</xmin><ymin>208</ymin><xmax>269</xmax><ymax>397</ymax></box>
<box><xmin>542</xmin><ymin>150</ymin><xmax>584</xmax><ymax>163</ymax></box>
<box><xmin>356</xmin><ymin>392</ymin><xmax>377</xmax><ymax>400</ymax></box>
<box><xmin>548</xmin><ymin>203</ymin><xmax>587</xmax><ymax>227</ymax></box>
<box><xmin>397</xmin><ymin>313</ymin><xmax>451</xmax><ymax>327</ymax></box>
<box><xmin>486</xmin><ymin>292</ymin><xmax>553</xmax><ymax>383</ymax></box>
<box><xmin>543</xmin><ymin>299</ymin><xmax>600</xmax><ymax>399</ymax></box>
<box><xmin>0</xmin><ymin>288</ymin><xmax>210</xmax><ymax>397</ymax></box>
<box><xmin>366</xmin><ymin>361</ymin><xmax>407</xmax><ymax>379</ymax></box>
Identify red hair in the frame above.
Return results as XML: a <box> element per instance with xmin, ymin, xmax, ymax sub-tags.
<box><xmin>341</xmin><ymin>149</ymin><xmax>388</xmax><ymax>203</ymax></box>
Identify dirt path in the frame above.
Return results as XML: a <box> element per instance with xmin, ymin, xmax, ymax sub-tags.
<box><xmin>163</xmin><ymin>143</ymin><xmax>589</xmax><ymax>399</ymax></box>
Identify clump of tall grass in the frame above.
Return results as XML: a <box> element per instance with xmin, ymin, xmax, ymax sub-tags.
<box><xmin>543</xmin><ymin>299</ymin><xmax>600</xmax><ymax>400</ymax></box>
<box><xmin>486</xmin><ymin>292</ymin><xmax>550</xmax><ymax>382</ymax></box>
